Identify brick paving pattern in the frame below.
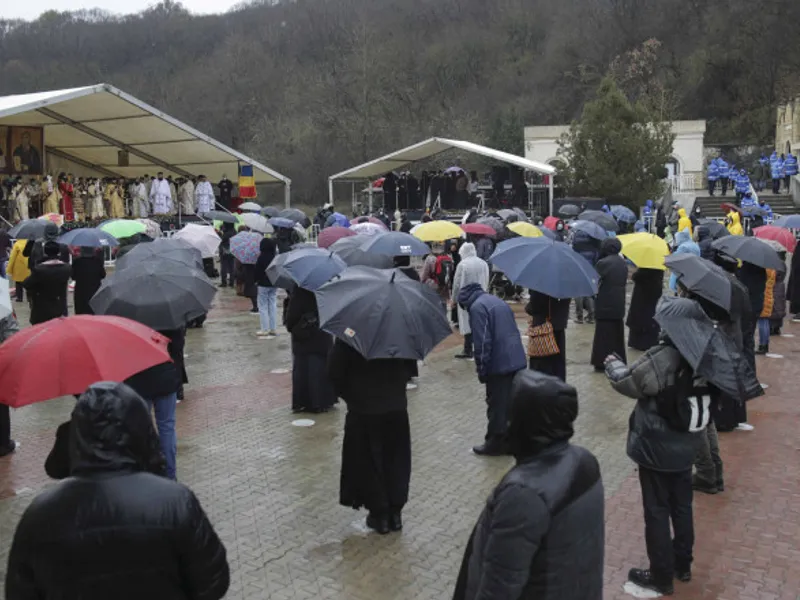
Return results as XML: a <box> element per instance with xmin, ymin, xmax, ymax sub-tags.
<box><xmin>1</xmin><ymin>287</ymin><xmax>799</xmax><ymax>598</ymax></box>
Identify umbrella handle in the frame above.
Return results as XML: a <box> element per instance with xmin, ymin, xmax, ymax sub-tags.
<box><xmin>390</xmin><ymin>271</ymin><xmax>396</xmax><ymax>283</ymax></box>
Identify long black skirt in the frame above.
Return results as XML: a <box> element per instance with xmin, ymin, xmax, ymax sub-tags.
<box><xmin>528</xmin><ymin>329</ymin><xmax>566</xmax><ymax>381</ymax></box>
<box><xmin>591</xmin><ymin>319</ymin><xmax>626</xmax><ymax>368</ymax></box>
<box><xmin>292</xmin><ymin>352</ymin><xmax>336</xmax><ymax>412</ymax></box>
<box><xmin>628</xmin><ymin>323</ymin><xmax>660</xmax><ymax>351</ymax></box>
<box><xmin>340</xmin><ymin>410</ymin><xmax>411</xmax><ymax>515</ymax></box>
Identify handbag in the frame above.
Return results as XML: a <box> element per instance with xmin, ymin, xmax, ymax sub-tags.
<box><xmin>526</xmin><ymin>299</ymin><xmax>560</xmax><ymax>358</ymax></box>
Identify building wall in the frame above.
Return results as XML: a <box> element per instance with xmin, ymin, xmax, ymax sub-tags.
<box><xmin>775</xmin><ymin>100</ymin><xmax>799</xmax><ymax>155</ymax></box>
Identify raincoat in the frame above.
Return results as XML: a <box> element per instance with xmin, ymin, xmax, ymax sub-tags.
<box><xmin>707</xmin><ymin>162</ymin><xmax>719</xmax><ymax>181</ymax></box>
<box><xmin>734</xmin><ymin>169</ymin><xmax>751</xmax><ymax>194</ymax></box>
<box><xmin>727</xmin><ymin>211</ymin><xmax>744</xmax><ymax>236</ymax></box>
<box><xmin>785</xmin><ymin>153</ymin><xmax>798</xmax><ymax>176</ymax></box>
<box><xmin>451</xmin><ymin>243</ymin><xmax>490</xmax><ymax>336</ymax></box>
<box><xmin>716</xmin><ymin>158</ymin><xmax>730</xmax><ymax>179</ymax></box>
<box><xmin>677</xmin><ymin>208</ymin><xmax>693</xmax><ymax>235</ymax></box>
<box><xmin>6</xmin><ymin>239</ymin><xmax>30</xmax><ymax>283</ymax></box>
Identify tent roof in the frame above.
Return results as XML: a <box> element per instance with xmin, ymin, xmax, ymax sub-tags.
<box><xmin>0</xmin><ymin>84</ymin><xmax>290</xmax><ymax>185</ymax></box>
<box><xmin>328</xmin><ymin>137</ymin><xmax>556</xmax><ymax>181</ymax></box>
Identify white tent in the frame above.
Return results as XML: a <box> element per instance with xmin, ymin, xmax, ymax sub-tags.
<box><xmin>0</xmin><ymin>83</ymin><xmax>291</xmax><ymax>205</ymax></box>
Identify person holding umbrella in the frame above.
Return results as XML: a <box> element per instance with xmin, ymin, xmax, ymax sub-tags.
<box><xmin>71</xmin><ymin>247</ymin><xmax>106</xmax><ymax>315</ymax></box>
<box><xmin>626</xmin><ymin>265</ymin><xmax>665</xmax><ymax>351</ymax></box>
<box><xmin>0</xmin><ymin>308</ymin><xmax>20</xmax><ymax>458</ymax></box>
<box><xmin>590</xmin><ymin>238</ymin><xmax>628</xmax><ymax>371</ymax></box>
<box><xmin>219</xmin><ymin>222</ymin><xmax>237</xmax><ymax>288</ymax></box>
<box><xmin>6</xmin><ymin>238</ymin><xmax>30</xmax><ymax>302</ymax></box>
<box><xmin>23</xmin><ymin>241</ymin><xmax>71</xmax><ymax>324</ymax></box>
<box><xmin>255</xmin><ymin>237</ymin><xmax>278</xmax><ymax>337</ymax></box>
<box><xmin>451</xmin><ymin>243</ymin><xmax>490</xmax><ymax>360</ymax></box>
<box><xmin>570</xmin><ymin>227</ymin><xmax>601</xmax><ymax>324</ymax></box>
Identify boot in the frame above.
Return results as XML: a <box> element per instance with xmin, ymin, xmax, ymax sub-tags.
<box><xmin>472</xmin><ymin>437</ymin><xmax>508</xmax><ymax>456</ymax></box>
<box><xmin>389</xmin><ymin>511</ymin><xmax>403</xmax><ymax>532</ymax></box>
<box><xmin>366</xmin><ymin>513</ymin><xmax>390</xmax><ymax>535</ymax></box>
<box><xmin>755</xmin><ymin>344</ymin><xmax>768</xmax><ymax>355</ymax></box>
<box><xmin>628</xmin><ymin>568</ymin><xmax>674</xmax><ymax>596</ymax></box>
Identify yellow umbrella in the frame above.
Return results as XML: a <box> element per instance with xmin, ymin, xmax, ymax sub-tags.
<box><xmin>412</xmin><ymin>220</ymin><xmax>464</xmax><ymax>242</ymax></box>
<box><xmin>617</xmin><ymin>233</ymin><xmax>669</xmax><ymax>270</ymax></box>
<box><xmin>507</xmin><ymin>221</ymin><xmax>543</xmax><ymax>238</ymax></box>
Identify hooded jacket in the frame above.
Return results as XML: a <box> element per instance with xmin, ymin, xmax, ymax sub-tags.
<box><xmin>255</xmin><ymin>237</ymin><xmax>277</xmax><ymax>287</ymax></box>
<box><xmin>458</xmin><ymin>283</ymin><xmax>526</xmax><ymax>381</ymax></box>
<box><xmin>23</xmin><ymin>252</ymin><xmax>71</xmax><ymax>325</ymax></box>
<box><xmin>6</xmin><ymin>382</ymin><xmax>230</xmax><ymax>600</ymax></box>
<box><xmin>737</xmin><ymin>262</ymin><xmax>767</xmax><ymax>317</ymax></box>
<box><xmin>694</xmin><ymin>226</ymin><xmax>715</xmax><ymax>261</ymax></box>
<box><xmin>571</xmin><ymin>229</ymin><xmax>601</xmax><ymax>266</ymax></box>
<box><xmin>451</xmin><ymin>243</ymin><xmax>490</xmax><ymax>335</ymax></box>
<box><xmin>594</xmin><ymin>238</ymin><xmax>628</xmax><ymax>320</ymax></box>
<box><xmin>727</xmin><ymin>211</ymin><xmax>744</xmax><ymax>236</ymax></box>
<box><xmin>453</xmin><ymin>370</ymin><xmax>604</xmax><ymax>600</ymax></box>
<box><xmin>669</xmin><ymin>230</ymin><xmax>701</xmax><ymax>291</ymax></box>
<box><xmin>677</xmin><ymin>208</ymin><xmax>693</xmax><ymax>235</ymax></box>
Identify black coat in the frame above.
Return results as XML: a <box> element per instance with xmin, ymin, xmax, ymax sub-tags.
<box><xmin>787</xmin><ymin>250</ymin><xmax>800</xmax><ymax>313</ymax></box>
<box><xmin>6</xmin><ymin>382</ymin><xmax>229</xmax><ymax>600</ymax></box>
<box><xmin>594</xmin><ymin>241</ymin><xmax>628</xmax><ymax>321</ymax></box>
<box><xmin>626</xmin><ymin>268</ymin><xmax>663</xmax><ymax>331</ymax></box>
<box><xmin>737</xmin><ymin>263</ymin><xmax>767</xmax><ymax>317</ymax></box>
<box><xmin>525</xmin><ymin>291</ymin><xmax>571</xmax><ymax>332</ymax></box>
<box><xmin>254</xmin><ymin>238</ymin><xmax>277</xmax><ymax>287</ymax></box>
<box><xmin>71</xmin><ymin>254</ymin><xmax>106</xmax><ymax>315</ymax></box>
<box><xmin>285</xmin><ymin>288</ymin><xmax>332</xmax><ymax>355</ymax></box>
<box><xmin>23</xmin><ymin>260</ymin><xmax>71</xmax><ymax>324</ymax></box>
<box><xmin>240</xmin><ymin>263</ymin><xmax>257</xmax><ymax>298</ymax></box>
<box><xmin>125</xmin><ymin>328</ymin><xmax>185</xmax><ymax>398</ymax></box>
<box><xmin>454</xmin><ymin>371</ymin><xmax>604</xmax><ymax>600</ymax></box>
<box><xmin>327</xmin><ymin>339</ymin><xmax>412</xmax><ymax>414</ymax></box>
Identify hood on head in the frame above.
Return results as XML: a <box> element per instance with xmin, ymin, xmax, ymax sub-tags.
<box><xmin>600</xmin><ymin>237</ymin><xmax>622</xmax><ymax>257</ymax></box>
<box><xmin>260</xmin><ymin>237</ymin><xmax>276</xmax><ymax>253</ymax></box>
<box><xmin>43</xmin><ymin>222</ymin><xmax>59</xmax><ymax>241</ymax></box>
<box><xmin>70</xmin><ymin>382</ymin><xmax>166</xmax><ymax>477</ymax></box>
<box><xmin>675</xmin><ymin>229</ymin><xmax>692</xmax><ymax>246</ymax></box>
<box><xmin>678</xmin><ymin>208</ymin><xmax>687</xmax><ymax>218</ymax></box>
<box><xmin>646</xmin><ymin>199</ymin><xmax>654</xmax><ymax>208</ymax></box>
<box><xmin>730</xmin><ymin>211</ymin><xmax>741</xmax><ymax>224</ymax></box>
<box><xmin>457</xmin><ymin>282</ymin><xmax>484</xmax><ymax>309</ymax></box>
<box><xmin>508</xmin><ymin>370</ymin><xmax>578</xmax><ymax>459</ymax></box>
<box><xmin>459</xmin><ymin>242</ymin><xmax>476</xmax><ymax>259</ymax></box>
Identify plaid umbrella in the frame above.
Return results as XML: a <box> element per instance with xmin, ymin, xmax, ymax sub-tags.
<box><xmin>230</xmin><ymin>231</ymin><xmax>263</xmax><ymax>264</ymax></box>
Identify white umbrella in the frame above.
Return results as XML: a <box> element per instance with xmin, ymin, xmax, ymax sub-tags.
<box><xmin>293</xmin><ymin>223</ymin><xmax>308</xmax><ymax>241</ymax></box>
<box><xmin>349</xmin><ymin>222</ymin><xmax>385</xmax><ymax>237</ymax></box>
<box><xmin>173</xmin><ymin>223</ymin><xmax>221</xmax><ymax>258</ymax></box>
<box><xmin>239</xmin><ymin>202</ymin><xmax>262</xmax><ymax>212</ymax></box>
<box><xmin>136</xmin><ymin>218</ymin><xmax>163</xmax><ymax>239</ymax></box>
<box><xmin>0</xmin><ymin>279</ymin><xmax>12</xmax><ymax>320</ymax></box>
<box><xmin>241</xmin><ymin>213</ymin><xmax>274</xmax><ymax>234</ymax></box>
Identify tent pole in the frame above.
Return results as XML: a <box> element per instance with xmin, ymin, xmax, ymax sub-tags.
<box><xmin>368</xmin><ymin>186</ymin><xmax>374</xmax><ymax>214</ymax></box>
<box><xmin>548</xmin><ymin>176</ymin><xmax>554</xmax><ymax>217</ymax></box>
<box><xmin>328</xmin><ymin>178</ymin><xmax>334</xmax><ymax>207</ymax></box>
<box><xmin>284</xmin><ymin>183</ymin><xmax>291</xmax><ymax>209</ymax></box>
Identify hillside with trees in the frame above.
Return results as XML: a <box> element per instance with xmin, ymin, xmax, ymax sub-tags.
<box><xmin>1</xmin><ymin>0</ymin><xmax>798</xmax><ymax>202</ymax></box>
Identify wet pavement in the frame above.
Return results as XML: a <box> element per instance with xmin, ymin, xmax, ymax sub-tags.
<box><xmin>1</xmin><ymin>286</ymin><xmax>799</xmax><ymax>599</ymax></box>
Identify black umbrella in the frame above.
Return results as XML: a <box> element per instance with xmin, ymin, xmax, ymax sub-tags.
<box><xmin>664</xmin><ymin>254</ymin><xmax>734</xmax><ymax>313</ymax></box>
<box><xmin>315</xmin><ymin>266</ymin><xmax>452</xmax><ymax>360</ymax></box>
<box><xmin>360</xmin><ymin>231</ymin><xmax>430</xmax><ymax>256</ymax></box>
<box><xmin>711</xmin><ymin>236</ymin><xmax>786</xmax><ymax>271</ymax></box>
<box><xmin>266</xmin><ymin>247</ymin><xmax>346</xmax><ymax>291</ymax></box>
<box><xmin>278</xmin><ymin>208</ymin><xmax>312</xmax><ymax>228</ymax></box>
<box><xmin>496</xmin><ymin>209</ymin><xmax>519</xmax><ymax>223</ymax></box>
<box><xmin>260</xmin><ymin>206</ymin><xmax>280</xmax><ymax>218</ymax></box>
<box><xmin>558</xmin><ymin>204</ymin><xmax>580</xmax><ymax>218</ymax></box>
<box><xmin>116</xmin><ymin>238</ymin><xmax>203</xmax><ymax>271</ymax></box>
<box><xmin>90</xmin><ymin>261</ymin><xmax>216</xmax><ymax>330</ymax></box>
<box><xmin>477</xmin><ymin>216</ymin><xmax>504</xmax><ymax>234</ymax></box>
<box><xmin>654</xmin><ymin>296</ymin><xmax>763</xmax><ymax>401</ymax></box>
<box><xmin>8</xmin><ymin>219</ymin><xmax>49</xmax><ymax>240</ymax></box>
<box><xmin>329</xmin><ymin>235</ymin><xmax>394</xmax><ymax>268</ymax></box>
<box><xmin>578</xmin><ymin>210</ymin><xmax>619</xmax><ymax>232</ymax></box>
<box><xmin>202</xmin><ymin>210</ymin><xmax>238</xmax><ymax>224</ymax></box>
<box><xmin>697</xmin><ymin>219</ymin><xmax>730</xmax><ymax>240</ymax></box>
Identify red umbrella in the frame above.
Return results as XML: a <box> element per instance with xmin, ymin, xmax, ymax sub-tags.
<box><xmin>372</xmin><ymin>177</ymin><xmax>385</xmax><ymax>188</ymax></box>
<box><xmin>543</xmin><ymin>216</ymin><xmax>561</xmax><ymax>231</ymax></box>
<box><xmin>0</xmin><ymin>316</ymin><xmax>171</xmax><ymax>408</ymax></box>
<box><xmin>318</xmin><ymin>226</ymin><xmax>356</xmax><ymax>249</ymax></box>
<box><xmin>754</xmin><ymin>225</ymin><xmax>797</xmax><ymax>253</ymax></box>
<box><xmin>720</xmin><ymin>202</ymin><xmax>741</xmax><ymax>215</ymax></box>
<box><xmin>461</xmin><ymin>223</ymin><xmax>497</xmax><ymax>237</ymax></box>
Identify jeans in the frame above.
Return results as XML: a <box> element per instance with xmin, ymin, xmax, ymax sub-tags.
<box><xmin>694</xmin><ymin>420</ymin><xmax>723</xmax><ymax>487</ymax></box>
<box><xmin>484</xmin><ymin>372</ymin><xmax>515</xmax><ymax>440</ymax></box>
<box><xmin>258</xmin><ymin>286</ymin><xmax>277</xmax><ymax>332</ymax></box>
<box><xmin>146</xmin><ymin>392</ymin><xmax>178</xmax><ymax>480</ymax></box>
<box><xmin>220</xmin><ymin>253</ymin><xmax>235</xmax><ymax>286</ymax></box>
<box><xmin>574</xmin><ymin>297</ymin><xmax>594</xmax><ymax>321</ymax></box>
<box><xmin>757</xmin><ymin>317</ymin><xmax>770</xmax><ymax>347</ymax></box>
<box><xmin>639</xmin><ymin>467</ymin><xmax>694</xmax><ymax>583</ymax></box>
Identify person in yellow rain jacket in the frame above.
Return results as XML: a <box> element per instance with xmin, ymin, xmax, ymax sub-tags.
<box><xmin>726</xmin><ymin>211</ymin><xmax>744</xmax><ymax>236</ymax></box>
<box><xmin>677</xmin><ymin>208</ymin><xmax>693</xmax><ymax>236</ymax></box>
<box><xmin>6</xmin><ymin>239</ymin><xmax>30</xmax><ymax>302</ymax></box>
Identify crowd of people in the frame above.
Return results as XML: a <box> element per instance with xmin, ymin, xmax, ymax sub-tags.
<box><xmin>706</xmin><ymin>151</ymin><xmax>799</xmax><ymax>197</ymax></box>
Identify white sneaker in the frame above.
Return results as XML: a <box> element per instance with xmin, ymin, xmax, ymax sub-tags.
<box><xmin>736</xmin><ymin>423</ymin><xmax>755</xmax><ymax>431</ymax></box>
<box><xmin>256</xmin><ymin>330</ymin><xmax>269</xmax><ymax>337</ymax></box>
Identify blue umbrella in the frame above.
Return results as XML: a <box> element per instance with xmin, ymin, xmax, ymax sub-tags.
<box><xmin>773</xmin><ymin>214</ymin><xmax>800</xmax><ymax>229</ymax></box>
<box><xmin>268</xmin><ymin>217</ymin><xmax>296</xmax><ymax>229</ymax></box>
<box><xmin>266</xmin><ymin>247</ymin><xmax>346</xmax><ymax>291</ymax></box>
<box><xmin>610</xmin><ymin>205</ymin><xmax>637</xmax><ymax>223</ymax></box>
<box><xmin>568</xmin><ymin>219</ymin><xmax>607</xmax><ymax>240</ymax></box>
<box><xmin>58</xmin><ymin>228</ymin><xmax>120</xmax><ymax>248</ymax></box>
<box><xmin>324</xmin><ymin>212</ymin><xmax>351</xmax><ymax>228</ymax></box>
<box><xmin>537</xmin><ymin>226</ymin><xmax>556</xmax><ymax>240</ymax></box>
<box><xmin>489</xmin><ymin>237</ymin><xmax>598</xmax><ymax>299</ymax></box>
<box><xmin>359</xmin><ymin>232</ymin><xmax>430</xmax><ymax>256</ymax></box>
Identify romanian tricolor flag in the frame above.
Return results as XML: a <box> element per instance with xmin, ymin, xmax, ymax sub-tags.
<box><xmin>238</xmin><ymin>164</ymin><xmax>257</xmax><ymax>199</ymax></box>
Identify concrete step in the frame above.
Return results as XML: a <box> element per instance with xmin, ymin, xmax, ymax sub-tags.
<box><xmin>693</xmin><ymin>193</ymin><xmax>797</xmax><ymax>218</ymax></box>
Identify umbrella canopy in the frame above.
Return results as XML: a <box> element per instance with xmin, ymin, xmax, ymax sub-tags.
<box><xmin>8</xmin><ymin>219</ymin><xmax>49</xmax><ymax>240</ymax></box>
<box><xmin>462</xmin><ymin>223</ymin><xmax>497</xmax><ymax>237</ymax></box>
<box><xmin>489</xmin><ymin>238</ymin><xmax>598</xmax><ymax>299</ymax></box>
<box><xmin>172</xmin><ymin>223</ymin><xmax>221</xmax><ymax>258</ymax></box>
<box><xmin>278</xmin><ymin>207</ymin><xmax>311</xmax><ymax>228</ymax></box>
<box><xmin>266</xmin><ymin>247</ymin><xmax>346</xmax><ymax>291</ymax></box>
<box><xmin>318</xmin><ymin>226</ymin><xmax>356</xmax><ymax>249</ymax></box>
<box><xmin>617</xmin><ymin>233</ymin><xmax>669</xmax><ymax>270</ymax></box>
<box><xmin>91</xmin><ymin>262</ymin><xmax>216</xmax><ymax>330</ymax></box>
<box><xmin>0</xmin><ymin>315</ymin><xmax>171</xmax><ymax>408</ymax></box>
<box><xmin>476</xmin><ymin>216</ymin><xmax>505</xmax><ymax>234</ymax></box>
<box><xmin>568</xmin><ymin>219</ymin><xmax>606</xmax><ymax>241</ymax></box>
<box><xmin>542</xmin><ymin>216</ymin><xmax>561</xmax><ymax>231</ymax></box>
<box><xmin>268</xmin><ymin>216</ymin><xmax>296</xmax><ymax>229</ymax></box>
<box><xmin>507</xmin><ymin>222</ymin><xmax>543</xmax><ymax>238</ymax></box>
<box><xmin>711</xmin><ymin>236</ymin><xmax>786</xmax><ymax>271</ymax></box>
<box><xmin>664</xmin><ymin>254</ymin><xmax>735</xmax><ymax>313</ymax></box>
<box><xmin>352</xmin><ymin>216</ymin><xmax>388</xmax><ymax>228</ymax></box>
<box><xmin>58</xmin><ymin>228</ymin><xmax>119</xmax><ymax>248</ymax></box>
<box><xmin>240</xmin><ymin>212</ymin><xmax>273</xmax><ymax>234</ymax></box>
<box><xmin>325</xmin><ymin>212</ymin><xmax>352</xmax><ymax>228</ymax></box>
<box><xmin>654</xmin><ymin>296</ymin><xmax>763</xmax><ymax>401</ymax></box>
<box><xmin>496</xmin><ymin>209</ymin><xmax>520</xmax><ymax>223</ymax></box>
<box><xmin>39</xmin><ymin>213</ymin><xmax>65</xmax><ymax>226</ymax></box>
<box><xmin>98</xmin><ymin>219</ymin><xmax>147</xmax><ymax>239</ymax></box>
<box><xmin>229</xmin><ymin>231</ymin><xmax>263</xmax><ymax>264</ymax></box>
<box><xmin>116</xmin><ymin>237</ymin><xmax>203</xmax><ymax>271</ymax></box>
<box><xmin>238</xmin><ymin>201</ymin><xmax>262</xmax><ymax>212</ymax></box>
<box><xmin>537</xmin><ymin>226</ymin><xmax>556</xmax><ymax>240</ymax></box>
<box><xmin>772</xmin><ymin>214</ymin><xmax>800</xmax><ymax>229</ymax></box>
<box><xmin>696</xmin><ymin>218</ymin><xmax>730</xmax><ymax>240</ymax></box>
<box><xmin>0</xmin><ymin>279</ymin><xmax>12</xmax><ymax>320</ymax></box>
<box><xmin>202</xmin><ymin>210</ymin><xmax>239</xmax><ymax>224</ymax></box>
<box><xmin>350</xmin><ymin>222</ymin><xmax>385</xmax><ymax>237</ymax></box>
<box><xmin>260</xmin><ymin>206</ymin><xmax>280</xmax><ymax>218</ymax></box>
<box><xmin>315</xmin><ymin>266</ymin><xmax>452</xmax><ymax>360</ymax></box>
<box><xmin>610</xmin><ymin>205</ymin><xmax>637</xmax><ymax>223</ymax></box>
<box><xmin>136</xmin><ymin>218</ymin><xmax>163</xmax><ymax>239</ymax></box>
<box><xmin>444</xmin><ymin>166</ymin><xmax>465</xmax><ymax>174</ymax></box>
<box><xmin>578</xmin><ymin>210</ymin><xmax>619</xmax><ymax>232</ymax></box>
<box><xmin>720</xmin><ymin>202</ymin><xmax>741</xmax><ymax>215</ymax></box>
<box><xmin>360</xmin><ymin>231</ymin><xmax>430</xmax><ymax>256</ymax></box>
<box><xmin>412</xmin><ymin>220</ymin><xmax>464</xmax><ymax>242</ymax></box>
<box><xmin>558</xmin><ymin>204</ymin><xmax>580</xmax><ymax>218</ymax></box>
<box><xmin>330</xmin><ymin>235</ymin><xmax>394</xmax><ymax>268</ymax></box>
<box><xmin>754</xmin><ymin>225</ymin><xmax>796</xmax><ymax>253</ymax></box>
<box><xmin>212</xmin><ymin>215</ymin><xmax>244</xmax><ymax>231</ymax></box>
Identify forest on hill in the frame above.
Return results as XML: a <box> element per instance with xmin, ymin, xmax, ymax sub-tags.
<box><xmin>1</xmin><ymin>0</ymin><xmax>798</xmax><ymax>202</ymax></box>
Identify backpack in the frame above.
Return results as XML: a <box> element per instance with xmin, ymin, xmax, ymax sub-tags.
<box><xmin>655</xmin><ymin>361</ymin><xmax>712</xmax><ymax>433</ymax></box>
<box><xmin>434</xmin><ymin>255</ymin><xmax>453</xmax><ymax>287</ymax></box>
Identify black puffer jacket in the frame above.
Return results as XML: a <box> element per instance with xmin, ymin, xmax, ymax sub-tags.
<box><xmin>694</xmin><ymin>226</ymin><xmax>715</xmax><ymax>261</ymax></box>
<box><xmin>6</xmin><ymin>382</ymin><xmax>229</xmax><ymax>600</ymax></box>
<box><xmin>454</xmin><ymin>370</ymin><xmax>604</xmax><ymax>600</ymax></box>
<box><xmin>594</xmin><ymin>238</ymin><xmax>628</xmax><ymax>320</ymax></box>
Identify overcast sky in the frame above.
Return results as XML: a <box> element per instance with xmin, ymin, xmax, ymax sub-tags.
<box><xmin>7</xmin><ymin>0</ymin><xmax>240</xmax><ymax>20</ymax></box>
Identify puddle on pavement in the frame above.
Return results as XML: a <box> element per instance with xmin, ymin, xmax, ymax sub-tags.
<box><xmin>766</xmin><ymin>353</ymin><xmax>784</xmax><ymax>359</ymax></box>
<box><xmin>270</xmin><ymin>368</ymin><xmax>290</xmax><ymax>374</ymax></box>
<box><xmin>291</xmin><ymin>419</ymin><xmax>315</xmax><ymax>427</ymax></box>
